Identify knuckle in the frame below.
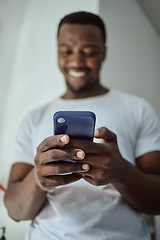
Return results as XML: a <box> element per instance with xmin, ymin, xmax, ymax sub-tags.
<box><xmin>34</xmin><ymin>155</ymin><xmax>39</xmax><ymax>165</ymax></box>
<box><xmin>36</xmin><ymin>144</ymin><xmax>41</xmax><ymax>153</ymax></box>
<box><xmin>98</xmin><ymin>169</ymin><xmax>106</xmax><ymax>179</ymax></box>
<box><xmin>99</xmin><ymin>126</ymin><xmax>107</xmax><ymax>133</ymax></box>
<box><xmin>102</xmin><ymin>127</ymin><xmax>117</xmax><ymax>141</ymax></box>
<box><xmin>59</xmin><ymin>176</ymin><xmax>66</xmax><ymax>185</ymax></box>
<box><xmin>67</xmin><ymin>149</ymin><xmax>73</xmax><ymax>159</ymax></box>
<box><xmin>103</xmin><ymin>126</ymin><xmax>108</xmax><ymax>133</ymax></box>
<box><xmin>50</xmin><ymin>150</ymin><xmax>59</xmax><ymax>160</ymax></box>
<box><xmin>40</xmin><ymin>177</ymin><xmax>47</xmax><ymax>187</ymax></box>
<box><xmin>109</xmin><ymin>131</ymin><xmax>117</xmax><ymax>142</ymax></box>
<box><xmin>81</xmin><ymin>144</ymin><xmax>88</xmax><ymax>151</ymax></box>
<box><xmin>39</xmin><ymin>177</ymin><xmax>50</xmax><ymax>190</ymax></box>
<box><xmin>43</xmin><ymin>139</ymin><xmax>48</xmax><ymax>151</ymax></box>
<box><xmin>35</xmin><ymin>166</ymin><xmax>42</xmax><ymax>180</ymax></box>
<box><xmin>103</xmin><ymin>161</ymin><xmax>109</xmax><ymax>170</ymax></box>
<box><xmin>37</xmin><ymin>138</ymin><xmax>48</xmax><ymax>152</ymax></box>
<box><xmin>49</xmin><ymin>178</ymin><xmax>58</xmax><ymax>187</ymax></box>
<box><xmin>104</xmin><ymin>128</ymin><xmax>110</xmax><ymax>137</ymax></box>
<box><xmin>73</xmin><ymin>163</ymin><xmax>82</xmax><ymax>172</ymax></box>
<box><xmin>93</xmin><ymin>179</ymin><xmax>101</xmax><ymax>186</ymax></box>
<box><xmin>41</xmin><ymin>177</ymin><xmax>57</xmax><ymax>190</ymax></box>
<box><xmin>96</xmin><ymin>178</ymin><xmax>104</xmax><ymax>186</ymax></box>
<box><xmin>101</xmin><ymin>127</ymin><xmax>108</xmax><ymax>138</ymax></box>
<box><xmin>112</xmin><ymin>132</ymin><xmax>117</xmax><ymax>140</ymax></box>
<box><xmin>56</xmin><ymin>165</ymin><xmax>62</xmax><ymax>174</ymax></box>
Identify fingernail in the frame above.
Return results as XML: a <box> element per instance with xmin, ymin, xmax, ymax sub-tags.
<box><xmin>60</xmin><ymin>135</ymin><xmax>68</xmax><ymax>142</ymax></box>
<box><xmin>82</xmin><ymin>163</ymin><xmax>90</xmax><ymax>170</ymax></box>
<box><xmin>94</xmin><ymin>129</ymin><xmax>100</xmax><ymax>136</ymax></box>
<box><xmin>76</xmin><ymin>151</ymin><xmax>84</xmax><ymax>159</ymax></box>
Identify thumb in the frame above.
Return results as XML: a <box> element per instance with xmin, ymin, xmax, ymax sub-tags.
<box><xmin>94</xmin><ymin>127</ymin><xmax>117</xmax><ymax>142</ymax></box>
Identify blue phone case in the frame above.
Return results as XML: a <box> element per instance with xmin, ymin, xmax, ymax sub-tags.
<box><xmin>53</xmin><ymin>111</ymin><xmax>96</xmax><ymax>141</ymax></box>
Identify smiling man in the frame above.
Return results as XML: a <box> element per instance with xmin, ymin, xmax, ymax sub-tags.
<box><xmin>57</xmin><ymin>22</ymin><xmax>106</xmax><ymax>97</ymax></box>
<box><xmin>4</xmin><ymin>12</ymin><xmax>160</xmax><ymax>240</ymax></box>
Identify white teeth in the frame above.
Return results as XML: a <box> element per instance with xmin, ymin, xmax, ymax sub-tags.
<box><xmin>68</xmin><ymin>70</ymin><xmax>86</xmax><ymax>77</ymax></box>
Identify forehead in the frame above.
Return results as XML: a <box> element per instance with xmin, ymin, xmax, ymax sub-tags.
<box><xmin>58</xmin><ymin>24</ymin><xmax>103</xmax><ymax>45</ymax></box>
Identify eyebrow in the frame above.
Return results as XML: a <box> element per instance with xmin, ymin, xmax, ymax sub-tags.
<box><xmin>58</xmin><ymin>43</ymin><xmax>99</xmax><ymax>48</ymax></box>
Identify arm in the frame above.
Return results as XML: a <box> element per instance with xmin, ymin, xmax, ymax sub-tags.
<box><xmin>69</xmin><ymin>127</ymin><xmax>160</xmax><ymax>215</ymax></box>
<box><xmin>4</xmin><ymin>134</ymin><xmax>89</xmax><ymax>221</ymax></box>
<box><xmin>98</xmin><ymin>128</ymin><xmax>160</xmax><ymax>214</ymax></box>
<box><xmin>4</xmin><ymin>163</ymin><xmax>47</xmax><ymax>221</ymax></box>
<box><xmin>114</xmin><ymin>151</ymin><xmax>160</xmax><ymax>215</ymax></box>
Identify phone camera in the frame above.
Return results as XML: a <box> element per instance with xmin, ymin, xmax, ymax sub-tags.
<box><xmin>57</xmin><ymin>117</ymin><xmax>65</xmax><ymax>123</ymax></box>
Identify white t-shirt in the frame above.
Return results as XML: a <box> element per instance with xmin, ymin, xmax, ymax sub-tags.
<box><xmin>13</xmin><ymin>89</ymin><xmax>160</xmax><ymax>240</ymax></box>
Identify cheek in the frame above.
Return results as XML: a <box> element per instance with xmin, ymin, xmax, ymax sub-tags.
<box><xmin>58</xmin><ymin>57</ymin><xmax>66</xmax><ymax>72</ymax></box>
<box><xmin>88</xmin><ymin>59</ymin><xmax>102</xmax><ymax>72</ymax></box>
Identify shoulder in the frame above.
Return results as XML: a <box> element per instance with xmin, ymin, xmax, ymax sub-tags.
<box><xmin>111</xmin><ymin>88</ymin><xmax>146</xmax><ymax>102</ymax></box>
<box><xmin>110</xmin><ymin>89</ymin><xmax>160</xmax><ymax>127</ymax></box>
<box><xmin>111</xmin><ymin>88</ymin><xmax>153</xmax><ymax>111</ymax></box>
<box><xmin>23</xmin><ymin>97</ymin><xmax>60</xmax><ymax>126</ymax></box>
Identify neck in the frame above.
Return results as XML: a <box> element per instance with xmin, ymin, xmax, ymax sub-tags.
<box><xmin>62</xmin><ymin>83</ymin><xmax>109</xmax><ymax>100</ymax></box>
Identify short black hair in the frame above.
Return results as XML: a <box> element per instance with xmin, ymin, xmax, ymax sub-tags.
<box><xmin>57</xmin><ymin>11</ymin><xmax>106</xmax><ymax>44</ymax></box>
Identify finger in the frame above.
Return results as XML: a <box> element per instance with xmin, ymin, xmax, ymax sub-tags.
<box><xmin>82</xmin><ymin>176</ymin><xmax>104</xmax><ymax>186</ymax></box>
<box><xmin>40</xmin><ymin>174</ymin><xmax>82</xmax><ymax>191</ymax></box>
<box><xmin>77</xmin><ymin>166</ymin><xmax>95</xmax><ymax>178</ymax></box>
<box><xmin>82</xmin><ymin>176</ymin><xmax>95</xmax><ymax>185</ymax></box>
<box><xmin>64</xmin><ymin>139</ymin><xmax>99</xmax><ymax>154</ymax></box>
<box><xmin>36</xmin><ymin>148</ymin><xmax>85</xmax><ymax>165</ymax></box>
<box><xmin>81</xmin><ymin>153</ymin><xmax>110</xmax><ymax>168</ymax></box>
<box><xmin>94</xmin><ymin>127</ymin><xmax>117</xmax><ymax>142</ymax></box>
<box><xmin>37</xmin><ymin>134</ymin><xmax>70</xmax><ymax>152</ymax></box>
<box><xmin>41</xmin><ymin>162</ymin><xmax>90</xmax><ymax>176</ymax></box>
<box><xmin>81</xmin><ymin>168</ymin><xmax>109</xmax><ymax>186</ymax></box>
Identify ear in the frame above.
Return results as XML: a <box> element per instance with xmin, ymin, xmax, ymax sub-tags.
<box><xmin>102</xmin><ymin>45</ymin><xmax>107</xmax><ymax>62</ymax></box>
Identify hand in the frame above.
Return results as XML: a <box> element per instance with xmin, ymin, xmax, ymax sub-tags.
<box><xmin>34</xmin><ymin>135</ymin><xmax>90</xmax><ymax>191</ymax></box>
<box><xmin>66</xmin><ymin>127</ymin><xmax>125</xmax><ymax>186</ymax></box>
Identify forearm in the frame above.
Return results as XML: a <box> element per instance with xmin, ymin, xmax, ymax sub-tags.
<box><xmin>4</xmin><ymin>168</ymin><xmax>47</xmax><ymax>221</ymax></box>
<box><xmin>114</xmin><ymin>159</ymin><xmax>160</xmax><ymax>215</ymax></box>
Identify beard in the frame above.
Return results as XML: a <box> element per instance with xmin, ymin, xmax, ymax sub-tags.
<box><xmin>66</xmin><ymin>79</ymin><xmax>91</xmax><ymax>95</ymax></box>
<box><xmin>63</xmin><ymin>66</ymin><xmax>92</xmax><ymax>94</ymax></box>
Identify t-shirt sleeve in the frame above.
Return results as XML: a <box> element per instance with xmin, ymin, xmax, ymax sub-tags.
<box><xmin>135</xmin><ymin>100</ymin><xmax>160</xmax><ymax>158</ymax></box>
<box><xmin>12</xmin><ymin>114</ymin><xmax>35</xmax><ymax>165</ymax></box>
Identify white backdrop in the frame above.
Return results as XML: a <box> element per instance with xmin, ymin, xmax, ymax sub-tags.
<box><xmin>100</xmin><ymin>0</ymin><xmax>160</xmax><ymax>118</ymax></box>
<box><xmin>0</xmin><ymin>0</ymin><xmax>98</xmax><ymax>239</ymax></box>
<box><xmin>0</xmin><ymin>0</ymin><xmax>160</xmax><ymax>239</ymax></box>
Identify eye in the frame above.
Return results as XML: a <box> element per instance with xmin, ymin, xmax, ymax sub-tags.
<box><xmin>83</xmin><ymin>48</ymin><xmax>98</xmax><ymax>57</ymax></box>
<box><xmin>59</xmin><ymin>48</ymin><xmax>72</xmax><ymax>57</ymax></box>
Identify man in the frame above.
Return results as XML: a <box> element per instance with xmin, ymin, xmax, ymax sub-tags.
<box><xmin>4</xmin><ymin>11</ymin><xmax>160</xmax><ymax>240</ymax></box>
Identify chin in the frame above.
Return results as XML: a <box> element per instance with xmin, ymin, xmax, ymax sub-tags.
<box><xmin>67</xmin><ymin>83</ymin><xmax>89</xmax><ymax>95</ymax></box>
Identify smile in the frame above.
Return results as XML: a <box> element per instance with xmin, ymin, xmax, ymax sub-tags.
<box><xmin>68</xmin><ymin>70</ymin><xmax>86</xmax><ymax>78</ymax></box>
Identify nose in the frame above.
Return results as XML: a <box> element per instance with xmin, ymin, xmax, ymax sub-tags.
<box><xmin>70</xmin><ymin>52</ymin><xmax>86</xmax><ymax>68</ymax></box>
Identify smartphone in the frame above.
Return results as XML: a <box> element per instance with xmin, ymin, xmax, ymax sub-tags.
<box><xmin>53</xmin><ymin>111</ymin><xmax>96</xmax><ymax>141</ymax></box>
